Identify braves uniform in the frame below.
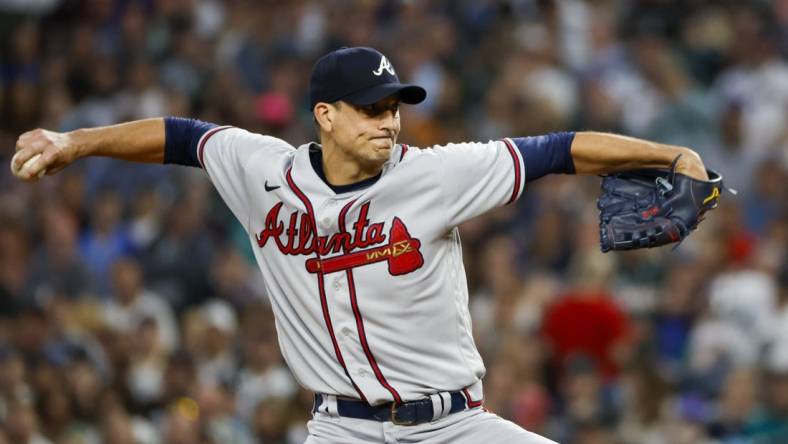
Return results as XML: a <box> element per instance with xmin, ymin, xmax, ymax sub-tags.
<box><xmin>164</xmin><ymin>121</ymin><xmax>570</xmax><ymax>443</ymax></box>
<box><xmin>163</xmin><ymin>47</ymin><xmax>571</xmax><ymax>443</ymax></box>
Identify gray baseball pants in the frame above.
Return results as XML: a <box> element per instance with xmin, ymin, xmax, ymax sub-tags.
<box><xmin>304</xmin><ymin>406</ymin><xmax>559</xmax><ymax>444</ymax></box>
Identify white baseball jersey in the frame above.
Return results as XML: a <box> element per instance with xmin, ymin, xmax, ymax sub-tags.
<box><xmin>196</xmin><ymin>126</ymin><xmax>525</xmax><ymax>406</ymax></box>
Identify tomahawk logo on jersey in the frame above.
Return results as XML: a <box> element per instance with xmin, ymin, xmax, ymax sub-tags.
<box><xmin>256</xmin><ymin>200</ymin><xmax>424</xmax><ymax>276</ymax></box>
<box><xmin>164</xmin><ymin>117</ymin><xmax>574</xmax><ymax>406</ymax></box>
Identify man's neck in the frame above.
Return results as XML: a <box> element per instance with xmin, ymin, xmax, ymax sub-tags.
<box><xmin>320</xmin><ymin>142</ymin><xmax>385</xmax><ymax>186</ymax></box>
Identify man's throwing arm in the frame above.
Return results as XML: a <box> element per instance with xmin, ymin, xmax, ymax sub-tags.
<box><xmin>11</xmin><ymin>117</ymin><xmax>221</xmax><ymax>181</ymax></box>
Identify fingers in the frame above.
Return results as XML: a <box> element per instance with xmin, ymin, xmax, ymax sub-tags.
<box><xmin>27</xmin><ymin>152</ymin><xmax>51</xmax><ymax>180</ymax></box>
<box><xmin>10</xmin><ymin>151</ymin><xmax>31</xmax><ymax>177</ymax></box>
<box><xmin>12</xmin><ymin>129</ymin><xmax>46</xmax><ymax>173</ymax></box>
<box><xmin>11</xmin><ymin>153</ymin><xmax>45</xmax><ymax>181</ymax></box>
<box><xmin>11</xmin><ymin>129</ymin><xmax>56</xmax><ymax>181</ymax></box>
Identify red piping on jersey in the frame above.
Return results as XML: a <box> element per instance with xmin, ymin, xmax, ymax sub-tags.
<box><xmin>285</xmin><ymin>168</ymin><xmax>368</xmax><ymax>403</ymax></box>
<box><xmin>501</xmin><ymin>139</ymin><xmax>522</xmax><ymax>205</ymax></box>
<box><xmin>197</xmin><ymin>126</ymin><xmax>232</xmax><ymax>168</ymax></box>
<box><xmin>399</xmin><ymin>144</ymin><xmax>409</xmax><ymax>161</ymax></box>
<box><xmin>338</xmin><ymin>201</ymin><xmax>403</xmax><ymax>404</ymax></box>
<box><xmin>462</xmin><ymin>388</ymin><xmax>483</xmax><ymax>408</ymax></box>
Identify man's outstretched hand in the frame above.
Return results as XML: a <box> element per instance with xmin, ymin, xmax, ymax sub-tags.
<box><xmin>11</xmin><ymin>129</ymin><xmax>78</xmax><ymax>181</ymax></box>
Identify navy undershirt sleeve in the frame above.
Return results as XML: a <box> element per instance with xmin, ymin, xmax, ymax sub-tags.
<box><xmin>512</xmin><ymin>131</ymin><xmax>576</xmax><ymax>183</ymax></box>
<box><xmin>164</xmin><ymin>117</ymin><xmax>219</xmax><ymax>167</ymax></box>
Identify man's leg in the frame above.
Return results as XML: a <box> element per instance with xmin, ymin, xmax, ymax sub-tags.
<box><xmin>393</xmin><ymin>408</ymin><xmax>558</xmax><ymax>444</ymax></box>
<box><xmin>304</xmin><ymin>412</ymin><xmax>388</xmax><ymax>444</ymax></box>
<box><xmin>304</xmin><ymin>408</ymin><xmax>558</xmax><ymax>444</ymax></box>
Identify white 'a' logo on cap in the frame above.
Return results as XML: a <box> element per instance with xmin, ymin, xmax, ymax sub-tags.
<box><xmin>372</xmin><ymin>55</ymin><xmax>396</xmax><ymax>76</ymax></box>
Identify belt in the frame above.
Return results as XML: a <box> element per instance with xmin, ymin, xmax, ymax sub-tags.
<box><xmin>313</xmin><ymin>391</ymin><xmax>471</xmax><ymax>426</ymax></box>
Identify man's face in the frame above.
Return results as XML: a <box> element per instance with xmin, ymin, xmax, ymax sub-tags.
<box><xmin>323</xmin><ymin>95</ymin><xmax>401</xmax><ymax>168</ymax></box>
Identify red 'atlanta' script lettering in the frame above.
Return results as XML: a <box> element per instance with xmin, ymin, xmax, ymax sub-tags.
<box><xmin>255</xmin><ymin>202</ymin><xmax>385</xmax><ymax>256</ymax></box>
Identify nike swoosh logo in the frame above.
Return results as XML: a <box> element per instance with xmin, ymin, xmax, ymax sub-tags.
<box><xmin>265</xmin><ymin>181</ymin><xmax>280</xmax><ymax>192</ymax></box>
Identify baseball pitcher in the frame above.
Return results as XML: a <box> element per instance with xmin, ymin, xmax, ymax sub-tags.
<box><xmin>11</xmin><ymin>47</ymin><xmax>721</xmax><ymax>443</ymax></box>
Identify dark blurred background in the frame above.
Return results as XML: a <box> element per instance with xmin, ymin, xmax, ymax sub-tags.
<box><xmin>0</xmin><ymin>0</ymin><xmax>786</xmax><ymax>443</ymax></box>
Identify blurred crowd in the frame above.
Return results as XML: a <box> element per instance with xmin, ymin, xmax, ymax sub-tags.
<box><xmin>0</xmin><ymin>0</ymin><xmax>787</xmax><ymax>443</ymax></box>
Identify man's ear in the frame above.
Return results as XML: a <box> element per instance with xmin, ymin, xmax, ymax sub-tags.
<box><xmin>313</xmin><ymin>102</ymin><xmax>335</xmax><ymax>133</ymax></box>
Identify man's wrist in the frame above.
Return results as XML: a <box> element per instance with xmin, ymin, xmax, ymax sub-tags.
<box><xmin>68</xmin><ymin>128</ymin><xmax>96</xmax><ymax>159</ymax></box>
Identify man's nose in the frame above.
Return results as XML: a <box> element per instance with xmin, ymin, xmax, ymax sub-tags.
<box><xmin>379</xmin><ymin>110</ymin><xmax>397</xmax><ymax>131</ymax></box>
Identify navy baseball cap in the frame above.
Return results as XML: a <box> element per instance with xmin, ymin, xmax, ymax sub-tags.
<box><xmin>309</xmin><ymin>47</ymin><xmax>426</xmax><ymax>109</ymax></box>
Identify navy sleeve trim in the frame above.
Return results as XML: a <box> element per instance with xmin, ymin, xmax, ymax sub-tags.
<box><xmin>512</xmin><ymin>132</ymin><xmax>575</xmax><ymax>183</ymax></box>
<box><xmin>164</xmin><ymin>117</ymin><xmax>219</xmax><ymax>167</ymax></box>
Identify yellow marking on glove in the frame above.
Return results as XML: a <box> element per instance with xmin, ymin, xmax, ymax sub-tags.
<box><xmin>703</xmin><ymin>187</ymin><xmax>720</xmax><ymax>205</ymax></box>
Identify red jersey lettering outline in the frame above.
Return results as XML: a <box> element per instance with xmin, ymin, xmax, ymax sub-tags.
<box><xmin>256</xmin><ymin>203</ymin><xmax>423</xmax><ymax>276</ymax></box>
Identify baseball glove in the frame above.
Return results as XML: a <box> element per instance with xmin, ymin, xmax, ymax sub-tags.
<box><xmin>597</xmin><ymin>156</ymin><xmax>726</xmax><ymax>252</ymax></box>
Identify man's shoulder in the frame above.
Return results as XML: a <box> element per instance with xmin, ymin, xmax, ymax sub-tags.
<box><xmin>394</xmin><ymin>142</ymin><xmax>461</xmax><ymax>158</ymax></box>
<box><xmin>201</xmin><ymin>127</ymin><xmax>297</xmax><ymax>168</ymax></box>
<box><xmin>391</xmin><ymin>142</ymin><xmax>440</xmax><ymax>166</ymax></box>
<box><xmin>396</xmin><ymin>140</ymin><xmax>504</xmax><ymax>162</ymax></box>
<box><xmin>214</xmin><ymin>127</ymin><xmax>298</xmax><ymax>152</ymax></box>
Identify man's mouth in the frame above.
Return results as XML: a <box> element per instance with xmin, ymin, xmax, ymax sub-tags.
<box><xmin>372</xmin><ymin>136</ymin><xmax>393</xmax><ymax>146</ymax></box>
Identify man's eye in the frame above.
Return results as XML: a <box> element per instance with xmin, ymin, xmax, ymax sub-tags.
<box><xmin>359</xmin><ymin>103</ymin><xmax>399</xmax><ymax>116</ymax></box>
<box><xmin>361</xmin><ymin>105</ymin><xmax>378</xmax><ymax>115</ymax></box>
